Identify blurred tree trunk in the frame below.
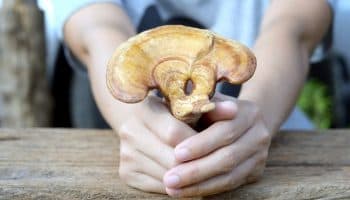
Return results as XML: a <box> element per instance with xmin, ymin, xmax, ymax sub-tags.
<box><xmin>0</xmin><ymin>0</ymin><xmax>51</xmax><ymax>127</ymax></box>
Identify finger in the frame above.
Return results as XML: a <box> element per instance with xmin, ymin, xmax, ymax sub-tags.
<box><xmin>126</xmin><ymin>172</ymin><xmax>166</xmax><ymax>194</ymax></box>
<box><xmin>200</xmin><ymin>101</ymin><xmax>237</xmax><ymax>124</ymax></box>
<box><xmin>143</xmin><ymin>96</ymin><xmax>197</xmax><ymax>146</ymax></box>
<box><xmin>246</xmin><ymin>163</ymin><xmax>266</xmax><ymax>184</ymax></box>
<box><xmin>134</xmin><ymin>151</ymin><xmax>168</xmax><ymax>181</ymax></box>
<box><xmin>138</xmin><ymin>126</ymin><xmax>177</xmax><ymax>169</ymax></box>
<box><xmin>174</xmin><ymin>101</ymin><xmax>256</xmax><ymax>162</ymax></box>
<box><xmin>165</xmin><ymin>152</ymin><xmax>265</xmax><ymax>197</ymax></box>
<box><xmin>119</xmin><ymin>120</ymin><xmax>176</xmax><ymax>169</ymax></box>
<box><xmin>164</xmin><ymin>124</ymin><xmax>261</xmax><ymax>188</ymax></box>
<box><xmin>148</xmin><ymin>117</ymin><xmax>197</xmax><ymax>147</ymax></box>
<box><xmin>120</xmin><ymin>143</ymin><xmax>167</xmax><ymax>181</ymax></box>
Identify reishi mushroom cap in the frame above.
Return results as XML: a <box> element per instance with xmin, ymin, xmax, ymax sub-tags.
<box><xmin>107</xmin><ymin>25</ymin><xmax>256</xmax><ymax>124</ymax></box>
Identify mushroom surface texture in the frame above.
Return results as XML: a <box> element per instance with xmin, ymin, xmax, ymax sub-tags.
<box><xmin>107</xmin><ymin>25</ymin><xmax>256</xmax><ymax>125</ymax></box>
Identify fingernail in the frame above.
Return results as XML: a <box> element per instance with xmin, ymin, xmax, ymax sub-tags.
<box><xmin>164</xmin><ymin>174</ymin><xmax>180</xmax><ymax>187</ymax></box>
<box><xmin>219</xmin><ymin>101</ymin><xmax>238</xmax><ymax>116</ymax></box>
<box><xmin>220</xmin><ymin>101</ymin><xmax>237</xmax><ymax>110</ymax></box>
<box><xmin>175</xmin><ymin>148</ymin><xmax>190</xmax><ymax>161</ymax></box>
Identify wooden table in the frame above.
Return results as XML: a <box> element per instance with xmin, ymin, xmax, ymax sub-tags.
<box><xmin>0</xmin><ymin>129</ymin><xmax>349</xmax><ymax>199</ymax></box>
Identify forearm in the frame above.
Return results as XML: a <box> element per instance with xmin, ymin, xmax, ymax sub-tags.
<box><xmin>239</xmin><ymin>29</ymin><xmax>309</xmax><ymax>134</ymax></box>
<box><xmin>64</xmin><ymin>3</ymin><xmax>137</xmax><ymax>130</ymax></box>
<box><xmin>239</xmin><ymin>0</ymin><xmax>331</xmax><ymax>135</ymax></box>
<box><xmin>85</xmin><ymin>29</ymin><xmax>138</xmax><ymax>130</ymax></box>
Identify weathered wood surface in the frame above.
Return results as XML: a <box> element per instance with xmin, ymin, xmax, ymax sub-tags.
<box><xmin>0</xmin><ymin>0</ymin><xmax>51</xmax><ymax>127</ymax></box>
<box><xmin>0</xmin><ymin>129</ymin><xmax>349</xmax><ymax>200</ymax></box>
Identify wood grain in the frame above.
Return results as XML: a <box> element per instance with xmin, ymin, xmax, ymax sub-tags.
<box><xmin>0</xmin><ymin>129</ymin><xmax>349</xmax><ymax>199</ymax></box>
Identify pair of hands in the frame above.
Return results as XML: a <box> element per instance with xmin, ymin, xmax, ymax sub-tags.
<box><xmin>117</xmin><ymin>92</ymin><xmax>272</xmax><ymax>197</ymax></box>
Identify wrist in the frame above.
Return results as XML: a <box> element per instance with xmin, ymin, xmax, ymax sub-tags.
<box><xmin>238</xmin><ymin>92</ymin><xmax>281</xmax><ymax>135</ymax></box>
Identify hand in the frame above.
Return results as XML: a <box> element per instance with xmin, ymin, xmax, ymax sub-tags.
<box><xmin>116</xmin><ymin>95</ymin><xmax>197</xmax><ymax>193</ymax></box>
<box><xmin>163</xmin><ymin>93</ymin><xmax>272</xmax><ymax>197</ymax></box>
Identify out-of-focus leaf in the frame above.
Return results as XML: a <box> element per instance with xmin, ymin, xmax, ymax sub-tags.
<box><xmin>297</xmin><ymin>79</ymin><xmax>332</xmax><ymax>129</ymax></box>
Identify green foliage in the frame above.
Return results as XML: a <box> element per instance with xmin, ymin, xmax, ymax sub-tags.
<box><xmin>297</xmin><ymin>79</ymin><xmax>332</xmax><ymax>129</ymax></box>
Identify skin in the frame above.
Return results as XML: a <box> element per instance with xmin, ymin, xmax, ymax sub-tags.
<box><xmin>64</xmin><ymin>0</ymin><xmax>331</xmax><ymax>197</ymax></box>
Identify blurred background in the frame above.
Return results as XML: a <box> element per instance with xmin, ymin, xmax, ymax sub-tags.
<box><xmin>297</xmin><ymin>0</ymin><xmax>350</xmax><ymax>128</ymax></box>
<box><xmin>0</xmin><ymin>0</ymin><xmax>349</xmax><ymax>129</ymax></box>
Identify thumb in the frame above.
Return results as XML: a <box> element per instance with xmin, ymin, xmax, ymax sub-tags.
<box><xmin>201</xmin><ymin>100</ymin><xmax>238</xmax><ymax>124</ymax></box>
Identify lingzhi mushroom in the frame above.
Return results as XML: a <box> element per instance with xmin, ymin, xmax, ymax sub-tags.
<box><xmin>107</xmin><ymin>25</ymin><xmax>256</xmax><ymax>125</ymax></box>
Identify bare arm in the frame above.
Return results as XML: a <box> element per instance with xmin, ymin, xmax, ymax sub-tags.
<box><xmin>64</xmin><ymin>3</ymin><xmax>136</xmax><ymax>130</ymax></box>
<box><xmin>239</xmin><ymin>0</ymin><xmax>332</xmax><ymax>134</ymax></box>
<box><xmin>64</xmin><ymin>3</ymin><xmax>197</xmax><ymax>194</ymax></box>
<box><xmin>63</xmin><ymin>1</ymin><xmax>332</xmax><ymax>196</ymax></box>
<box><xmin>162</xmin><ymin>0</ymin><xmax>333</xmax><ymax>197</ymax></box>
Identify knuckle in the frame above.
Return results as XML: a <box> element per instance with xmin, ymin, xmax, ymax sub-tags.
<box><xmin>118</xmin><ymin>166</ymin><xmax>131</xmax><ymax>182</ymax></box>
<box><xmin>257</xmin><ymin>151</ymin><xmax>269</xmax><ymax>166</ymax></box>
<box><xmin>225</xmin><ymin>172</ymin><xmax>239</xmax><ymax>189</ymax></box>
<box><xmin>248</xmin><ymin>167</ymin><xmax>265</xmax><ymax>184</ymax></box>
<box><xmin>118</xmin><ymin>123</ymin><xmax>133</xmax><ymax>141</ymax></box>
<box><xmin>246</xmin><ymin>175</ymin><xmax>261</xmax><ymax>184</ymax></box>
<box><xmin>169</xmin><ymin>157</ymin><xmax>177</xmax><ymax>168</ymax></box>
<box><xmin>222</xmin><ymin>131</ymin><xmax>236</xmax><ymax>146</ymax></box>
<box><xmin>220</xmin><ymin>150</ymin><xmax>237</xmax><ymax>173</ymax></box>
<box><xmin>223</xmin><ymin>176</ymin><xmax>232</xmax><ymax>189</ymax></box>
<box><xmin>119</xmin><ymin>148</ymin><xmax>133</xmax><ymax>163</ymax></box>
<box><xmin>167</xmin><ymin>123</ymin><xmax>180</xmax><ymax>136</ymax></box>
<box><xmin>164</xmin><ymin>124</ymin><xmax>181</xmax><ymax>145</ymax></box>
<box><xmin>259</xmin><ymin>129</ymin><xmax>272</xmax><ymax>146</ymax></box>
